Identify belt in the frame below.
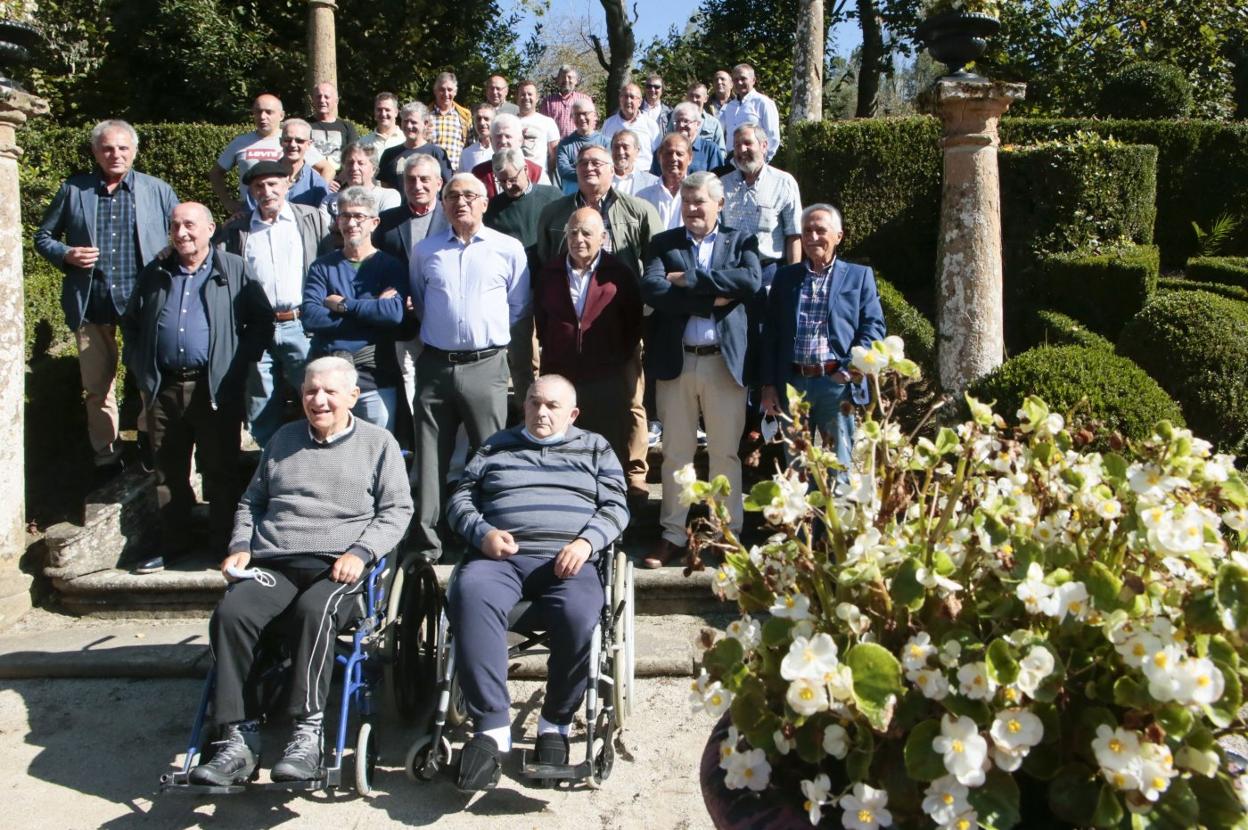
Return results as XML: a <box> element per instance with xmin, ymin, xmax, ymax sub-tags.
<box><xmin>160</xmin><ymin>366</ymin><xmax>207</xmax><ymax>382</ymax></box>
<box><xmin>683</xmin><ymin>344</ymin><xmax>721</xmax><ymax>356</ymax></box>
<box><xmin>792</xmin><ymin>359</ymin><xmax>842</xmax><ymax>378</ymax></box>
<box><xmin>274</xmin><ymin>308</ymin><xmax>301</xmax><ymax>322</ymax></box>
<box><xmin>425</xmin><ymin>345</ymin><xmax>502</xmax><ymax>364</ymax></box>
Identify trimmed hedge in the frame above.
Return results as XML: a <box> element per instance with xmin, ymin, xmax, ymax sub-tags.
<box><xmin>1097</xmin><ymin>62</ymin><xmax>1193</xmax><ymax>120</ymax></box>
<box><xmin>1029</xmin><ymin>309</ymin><xmax>1114</xmax><ymax>352</ymax></box>
<box><xmin>1034</xmin><ymin>244</ymin><xmax>1159</xmax><ymax>338</ymax></box>
<box><xmin>1118</xmin><ymin>290</ymin><xmax>1248</xmax><ymax>455</ymax></box>
<box><xmin>1186</xmin><ymin>256</ymin><xmax>1248</xmax><ymax>291</ymax></box>
<box><xmin>1158</xmin><ymin>276</ymin><xmax>1248</xmax><ymax>304</ymax></box>
<box><xmin>876</xmin><ymin>275</ymin><xmax>935</xmax><ymax>374</ymax></box>
<box><xmin>967</xmin><ymin>345</ymin><xmax>1183</xmax><ymax>445</ymax></box>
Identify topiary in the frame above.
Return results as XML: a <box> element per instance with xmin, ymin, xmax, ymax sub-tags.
<box><xmin>1096</xmin><ymin>61</ymin><xmax>1193</xmax><ymax>120</ymax></box>
<box><xmin>967</xmin><ymin>345</ymin><xmax>1183</xmax><ymax>446</ymax></box>
<box><xmin>1029</xmin><ymin>309</ymin><xmax>1115</xmax><ymax>352</ymax></box>
<box><xmin>1118</xmin><ymin>290</ymin><xmax>1248</xmax><ymax>455</ymax></box>
<box><xmin>876</xmin><ymin>275</ymin><xmax>935</xmax><ymax>374</ymax></box>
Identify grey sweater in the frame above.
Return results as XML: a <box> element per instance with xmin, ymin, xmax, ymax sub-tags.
<box><xmin>231</xmin><ymin>418</ymin><xmax>413</xmax><ymax>563</ymax></box>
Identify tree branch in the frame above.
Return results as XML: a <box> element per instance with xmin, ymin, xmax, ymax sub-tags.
<box><xmin>588</xmin><ymin>32</ymin><xmax>611</xmax><ymax>72</ymax></box>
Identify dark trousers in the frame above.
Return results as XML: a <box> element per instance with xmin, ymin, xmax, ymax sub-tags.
<box><xmin>412</xmin><ymin>349</ymin><xmax>508</xmax><ymax>560</ymax></box>
<box><xmin>147</xmin><ymin>376</ymin><xmax>242</xmax><ymax>555</ymax></box>
<box><xmin>449</xmin><ymin>554</ymin><xmax>605</xmax><ymax>731</ymax></box>
<box><xmin>209</xmin><ymin>562</ymin><xmax>363</xmax><ymax>724</ymax></box>
<box><xmin>555</xmin><ymin>367</ymin><xmax>633</xmax><ymax>474</ymax></box>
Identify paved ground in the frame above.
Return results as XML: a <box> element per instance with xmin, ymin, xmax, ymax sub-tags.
<box><xmin>0</xmin><ymin>674</ymin><xmax>715</xmax><ymax>829</ymax></box>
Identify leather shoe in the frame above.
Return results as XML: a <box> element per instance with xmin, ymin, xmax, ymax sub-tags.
<box><xmin>642</xmin><ymin>538</ymin><xmax>686</xmax><ymax>569</ymax></box>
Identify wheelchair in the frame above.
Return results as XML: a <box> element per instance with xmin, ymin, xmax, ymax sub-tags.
<box><xmin>402</xmin><ymin>545</ymin><xmax>635</xmax><ymax>788</ymax></box>
<box><xmin>160</xmin><ymin>552</ymin><xmax>438</xmax><ymax>797</ymax></box>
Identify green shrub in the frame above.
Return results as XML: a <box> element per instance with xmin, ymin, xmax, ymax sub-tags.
<box><xmin>1117</xmin><ymin>290</ymin><xmax>1248</xmax><ymax>455</ymax></box>
<box><xmin>1097</xmin><ymin>62</ymin><xmax>1194</xmax><ymax>120</ymax></box>
<box><xmin>1034</xmin><ymin>244</ymin><xmax>1159</xmax><ymax>338</ymax></box>
<box><xmin>876</xmin><ymin>275</ymin><xmax>935</xmax><ymax>373</ymax></box>
<box><xmin>1186</xmin><ymin>256</ymin><xmax>1248</xmax><ymax>291</ymax></box>
<box><xmin>1029</xmin><ymin>309</ymin><xmax>1114</xmax><ymax>352</ymax></box>
<box><xmin>1158</xmin><ymin>276</ymin><xmax>1248</xmax><ymax>303</ymax></box>
<box><xmin>967</xmin><ymin>345</ymin><xmax>1183</xmax><ymax>445</ymax></box>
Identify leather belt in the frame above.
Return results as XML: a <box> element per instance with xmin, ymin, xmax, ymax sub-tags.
<box><xmin>274</xmin><ymin>308</ymin><xmax>301</xmax><ymax>322</ymax></box>
<box><xmin>160</xmin><ymin>366</ymin><xmax>207</xmax><ymax>382</ymax></box>
<box><xmin>426</xmin><ymin>345</ymin><xmax>502</xmax><ymax>364</ymax></box>
<box><xmin>792</xmin><ymin>359</ymin><xmax>842</xmax><ymax>378</ymax></box>
<box><xmin>683</xmin><ymin>344</ymin><xmax>721</xmax><ymax>356</ymax></box>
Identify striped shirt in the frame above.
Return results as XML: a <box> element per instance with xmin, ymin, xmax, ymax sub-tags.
<box><xmin>447</xmin><ymin>425</ymin><xmax>629</xmax><ymax>558</ymax></box>
<box><xmin>794</xmin><ymin>259</ymin><xmax>836</xmax><ymax>364</ymax></box>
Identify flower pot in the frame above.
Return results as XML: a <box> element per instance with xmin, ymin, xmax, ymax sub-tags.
<box><xmin>700</xmin><ymin>714</ymin><xmax>810</xmax><ymax>829</ymax></box>
<box><xmin>916</xmin><ymin>11</ymin><xmax>1001</xmax><ymax>79</ymax></box>
<box><xmin>0</xmin><ymin>19</ymin><xmax>41</xmax><ymax>90</ymax></box>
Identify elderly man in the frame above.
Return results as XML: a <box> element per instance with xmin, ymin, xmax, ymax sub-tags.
<box><xmin>458</xmin><ymin>104</ymin><xmax>495</xmax><ymax>173</ymax></box>
<box><xmin>640</xmin><ymin>74</ymin><xmax>672</xmax><ymax>133</ymax></box>
<box><xmin>640</xmin><ymin>171</ymin><xmax>762</xmax><ymax>568</ymax></box>
<box><xmin>722</xmin><ymin>123</ymin><xmax>802</xmax><ymax>288</ymax></box>
<box><xmin>540</xmin><ymin>64</ymin><xmax>594</xmax><ymax>139</ymax></box>
<box><xmin>471</xmin><ymin>113</ymin><xmax>546</xmax><ymax>195</ymax></box>
<box><xmin>240</xmin><ymin>119</ymin><xmax>331</xmax><ymax>212</ymax></box>
<box><xmin>320</xmin><ymin>141</ymin><xmax>400</xmax><ymax>224</ymax></box>
<box><xmin>719</xmin><ymin>64</ymin><xmax>782</xmax><ymax>161</ymax></box>
<box><xmin>655</xmin><ymin>102</ymin><xmax>725</xmax><ymax>175</ymax></box>
<box><xmin>709</xmin><ymin>70</ymin><xmax>733</xmax><ymax>117</ymax></box>
<box><xmin>446</xmin><ymin>374</ymin><xmax>628</xmax><ymax>790</ymax></box>
<box><xmin>303</xmin><ymin>188</ymin><xmax>407</xmax><ymax>434</ymax></box>
<box><xmin>211</xmin><ymin>94</ymin><xmax>331</xmax><ymax>218</ymax></box>
<box><xmin>409</xmin><ymin>174</ymin><xmax>530</xmax><ymax>563</ymax></box>
<box><xmin>485</xmin><ymin>74</ymin><xmax>519</xmax><ymax>116</ymax></box>
<box><xmin>121</xmin><ymin>203</ymin><xmax>272</xmax><ymax>574</ymax></box>
<box><xmin>534</xmin><ymin>209</ymin><xmax>642</xmax><ymax>469</ymax></box>
<box><xmin>34</xmin><ymin>119</ymin><xmax>179</xmax><ymax>469</ymax></box>
<box><xmin>555</xmin><ymin>100</ymin><xmax>610</xmax><ymax>195</ymax></box>
<box><xmin>638</xmin><ymin>133</ymin><xmax>693</xmax><ymax>230</ymax></box>
<box><xmin>187</xmin><ymin>357</ymin><xmax>412</xmax><ymax>786</ymax></box>
<box><xmin>602</xmin><ymin>83</ymin><xmax>660</xmax><ymax>172</ymax></box>
<box><xmin>217</xmin><ymin>160</ymin><xmax>333</xmax><ymax>447</ymax></box>
<box><xmin>610</xmin><ymin>130</ymin><xmax>659</xmax><ymax>196</ymax></box>
<box><xmin>358</xmin><ymin>92</ymin><xmax>404</xmax><ymax>155</ymax></box>
<box><xmin>685</xmin><ymin>83</ymin><xmax>727</xmax><ymax>151</ymax></box>
<box><xmin>429</xmin><ymin>72</ymin><xmax>472</xmax><ymax>171</ymax></box>
<box><xmin>378</xmin><ymin>102</ymin><xmax>453</xmax><ymax>190</ymax></box>
<box><xmin>309</xmin><ymin>82</ymin><xmax>359</xmax><ymax>171</ymax></box>
<box><xmin>761</xmin><ymin>204</ymin><xmax>885</xmax><ymax>468</ymax></box>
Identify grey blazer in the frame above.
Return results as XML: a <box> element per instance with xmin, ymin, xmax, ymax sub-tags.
<box><xmin>214</xmin><ymin>202</ymin><xmax>334</xmax><ymax>274</ymax></box>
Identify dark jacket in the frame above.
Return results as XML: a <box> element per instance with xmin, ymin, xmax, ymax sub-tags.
<box><xmin>372</xmin><ymin>204</ymin><xmax>448</xmax><ymax>267</ymax></box>
<box><xmin>33</xmin><ymin>169</ymin><xmax>180</xmax><ymax>331</ymax></box>
<box><xmin>121</xmin><ymin>249</ymin><xmax>273</xmax><ymax>405</ymax></box>
<box><xmin>213</xmin><ymin>202</ymin><xmax>333</xmax><ymax>272</ymax></box>
<box><xmin>761</xmin><ymin>258</ymin><xmax>887</xmax><ymax>405</ymax></box>
<box><xmin>534</xmin><ymin>251</ymin><xmax>642</xmax><ymax>382</ymax></box>
<box><xmin>640</xmin><ymin>225</ymin><xmax>761</xmax><ymax>387</ymax></box>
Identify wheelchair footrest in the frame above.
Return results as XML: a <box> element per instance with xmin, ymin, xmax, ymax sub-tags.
<box><xmin>517</xmin><ymin>750</ymin><xmax>593</xmax><ymax>781</ymax></box>
<box><xmin>159</xmin><ymin>769</ymin><xmax>330</xmax><ymax>795</ymax></box>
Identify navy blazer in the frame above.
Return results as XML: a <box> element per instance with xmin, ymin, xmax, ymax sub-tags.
<box><xmin>34</xmin><ymin>169</ymin><xmax>180</xmax><ymax>331</ymax></box>
<box><xmin>760</xmin><ymin>258</ymin><xmax>886</xmax><ymax>404</ymax></box>
<box><xmin>372</xmin><ymin>205</ymin><xmax>448</xmax><ymax>266</ymax></box>
<box><xmin>640</xmin><ymin>225</ymin><xmax>762</xmax><ymax>387</ymax></box>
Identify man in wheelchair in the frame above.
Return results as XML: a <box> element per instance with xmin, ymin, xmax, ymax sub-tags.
<box><xmin>189</xmin><ymin>356</ymin><xmax>413</xmax><ymax>786</ymax></box>
<box><xmin>445</xmin><ymin>373</ymin><xmax>629</xmax><ymax>791</ymax></box>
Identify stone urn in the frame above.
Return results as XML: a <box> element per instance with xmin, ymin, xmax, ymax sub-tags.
<box><xmin>916</xmin><ymin>11</ymin><xmax>1001</xmax><ymax>78</ymax></box>
<box><xmin>0</xmin><ymin>18</ymin><xmax>40</xmax><ymax>90</ymax></box>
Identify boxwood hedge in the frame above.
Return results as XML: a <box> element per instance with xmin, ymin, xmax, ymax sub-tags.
<box><xmin>1186</xmin><ymin>256</ymin><xmax>1248</xmax><ymax>291</ymax></box>
<box><xmin>1034</xmin><ymin>244</ymin><xmax>1159</xmax><ymax>339</ymax></box>
<box><xmin>1029</xmin><ymin>309</ymin><xmax>1114</xmax><ymax>352</ymax></box>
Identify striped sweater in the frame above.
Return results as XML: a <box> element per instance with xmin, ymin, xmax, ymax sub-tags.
<box><xmin>447</xmin><ymin>425</ymin><xmax>629</xmax><ymax>557</ymax></box>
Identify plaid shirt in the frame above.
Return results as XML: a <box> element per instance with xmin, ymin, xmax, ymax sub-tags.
<box><xmin>721</xmin><ymin>165</ymin><xmax>801</xmax><ymax>262</ymax></box>
<box><xmin>428</xmin><ymin>104</ymin><xmax>470</xmax><ymax>170</ymax></box>
<box><xmin>793</xmin><ymin>259</ymin><xmax>836</xmax><ymax>365</ymax></box>
<box><xmin>87</xmin><ymin>170</ymin><xmax>138</xmax><ymax>321</ymax></box>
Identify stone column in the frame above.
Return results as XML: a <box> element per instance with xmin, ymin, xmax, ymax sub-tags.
<box><xmin>0</xmin><ymin>85</ymin><xmax>47</xmax><ymax>627</ymax></box>
<box><xmin>306</xmin><ymin>0</ymin><xmax>338</xmax><ymax>93</ymax></box>
<box><xmin>922</xmin><ymin>78</ymin><xmax>1024</xmax><ymax>393</ymax></box>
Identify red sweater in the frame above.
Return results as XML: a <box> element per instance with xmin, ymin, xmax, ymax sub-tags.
<box><xmin>534</xmin><ymin>251</ymin><xmax>643</xmax><ymax>382</ymax></box>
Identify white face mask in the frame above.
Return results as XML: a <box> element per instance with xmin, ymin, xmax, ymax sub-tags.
<box><xmin>522</xmin><ymin>427</ymin><xmax>566</xmax><ymax>445</ymax></box>
<box><xmin>761</xmin><ymin>415</ymin><xmax>782</xmax><ymax>444</ymax></box>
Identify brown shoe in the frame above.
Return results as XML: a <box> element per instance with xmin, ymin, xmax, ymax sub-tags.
<box><xmin>643</xmin><ymin>538</ymin><xmax>687</xmax><ymax>569</ymax></box>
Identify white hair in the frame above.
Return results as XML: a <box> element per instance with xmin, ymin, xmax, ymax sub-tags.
<box><xmin>442</xmin><ymin>172</ymin><xmax>486</xmax><ymax>199</ymax></box>
<box><xmin>680</xmin><ymin>171</ymin><xmax>724</xmax><ymax>201</ymax></box>
<box><xmin>801</xmin><ymin>203</ymin><xmax>844</xmax><ymax>232</ymax></box>
<box><xmin>491</xmin><ymin>147</ymin><xmax>527</xmax><ymax>175</ymax></box>
<box><xmin>91</xmin><ymin>119</ymin><xmax>139</xmax><ymax>150</ymax></box>
<box><xmin>304</xmin><ymin>356</ymin><xmax>358</xmax><ymax>390</ymax></box>
<box><xmin>336</xmin><ymin>186</ymin><xmax>380</xmax><ymax>217</ymax></box>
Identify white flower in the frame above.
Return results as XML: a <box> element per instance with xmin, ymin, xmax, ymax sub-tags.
<box><xmin>836</xmin><ymin>602</ymin><xmax>872</xmax><ymax>635</ymax></box>
<box><xmin>1142</xmin><ymin>643</ymin><xmax>1187</xmax><ymax>702</ymax></box>
<box><xmin>902</xmin><ymin>632</ymin><xmax>937</xmax><ymax>675</ymax></box>
<box><xmin>922</xmin><ymin>776</ymin><xmax>970</xmax><ymax>824</ymax></box>
<box><xmin>1224</xmin><ymin>507</ymin><xmax>1248</xmax><ymax>532</ymax></box>
<box><xmin>1138</xmin><ymin>742</ymin><xmax>1177</xmax><ymax>802</ymax></box>
<box><xmin>940</xmin><ymin>811</ymin><xmax>978</xmax><ymax>830</ymax></box>
<box><xmin>773</xmin><ymin>728</ymin><xmax>792</xmax><ymax>756</ymax></box>
<box><xmin>823</xmin><ymin>723</ymin><xmax>849</xmax><ymax>759</ymax></box>
<box><xmin>990</xmin><ymin>707</ymin><xmax>1044</xmax><ymax>753</ymax></box>
<box><xmin>674</xmin><ymin>463</ymin><xmax>700</xmax><ymax>506</ymax></box>
<box><xmin>880</xmin><ymin>335</ymin><xmax>905</xmax><ymax>363</ymax></box>
<box><xmin>781</xmin><ymin>633</ymin><xmax>841</xmax><ymax>682</ymax></box>
<box><xmin>840</xmin><ymin>782</ymin><xmax>893</xmax><ymax>830</ymax></box>
<box><xmin>1093</xmin><ymin>724</ymin><xmax>1143</xmax><ymax>779</ymax></box>
<box><xmin>1045</xmin><ymin>580</ymin><xmax>1090</xmax><ymax>621</ymax></box>
<box><xmin>763</xmin><ymin>470</ymin><xmax>811</xmax><ymax>525</ymax></box>
<box><xmin>1016</xmin><ymin>562</ymin><xmax>1055</xmax><ymax>615</ymax></box>
<box><xmin>956</xmin><ymin>661</ymin><xmax>997</xmax><ymax>701</ymax></box>
<box><xmin>913</xmin><ymin>667</ymin><xmax>950</xmax><ymax>700</ymax></box>
<box><xmin>827</xmin><ymin>663</ymin><xmax>857</xmax><ymax>704</ymax></box>
<box><xmin>718</xmin><ymin>724</ymin><xmax>740</xmax><ymax>769</ymax></box>
<box><xmin>712</xmin><ymin>565</ymin><xmax>739</xmax><ymax>600</ymax></box>
<box><xmin>1175</xmin><ymin>657</ymin><xmax>1224</xmax><ymax>706</ymax></box>
<box><xmin>1015</xmin><ymin>646</ymin><xmax>1055</xmax><ymax>696</ymax></box>
<box><xmin>1117</xmin><ymin>631</ymin><xmax>1161</xmax><ymax>669</ymax></box>
<box><xmin>692</xmin><ymin>677</ymin><xmax>733</xmax><ymax>716</ymax></box>
<box><xmin>1095</xmin><ymin>498</ymin><xmax>1123</xmax><ymax>521</ymax></box>
<box><xmin>689</xmin><ymin>670</ymin><xmax>712</xmax><ymax>707</ymax></box>
<box><xmin>802</xmin><ymin>773</ymin><xmax>832</xmax><ymax>825</ymax></box>
<box><xmin>933</xmin><ymin>714</ymin><xmax>989</xmax><ymax>787</ymax></box>
<box><xmin>771</xmin><ymin>592</ymin><xmax>811</xmax><ymax>620</ymax></box>
<box><xmin>786</xmin><ymin>677</ymin><xmax>829</xmax><ymax>716</ymax></box>
<box><xmin>916</xmin><ymin>566</ymin><xmax>963</xmax><ymax>596</ymax></box>
<box><xmin>725</xmin><ymin>614</ymin><xmax>760</xmax><ymax>650</ymax></box>
<box><xmin>850</xmin><ymin>344</ymin><xmax>888</xmax><ymax>376</ymax></box>
<box><xmin>723</xmin><ymin>747</ymin><xmax>770</xmax><ymax>791</ymax></box>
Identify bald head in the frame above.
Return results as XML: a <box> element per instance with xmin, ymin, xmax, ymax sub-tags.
<box><xmin>526</xmin><ymin>374</ymin><xmax>579</xmax><ymax>438</ymax></box>
<box><xmin>565</xmin><ymin>207</ymin><xmax>607</xmax><ymax>269</ymax></box>
<box><xmin>252</xmin><ymin>94</ymin><xmax>284</xmax><ymax>136</ymax></box>
<box><xmin>170</xmin><ymin>202</ymin><xmax>216</xmax><ymax>266</ymax></box>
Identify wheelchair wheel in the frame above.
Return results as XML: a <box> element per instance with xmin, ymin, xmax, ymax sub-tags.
<box><xmin>611</xmin><ymin>550</ymin><xmax>635</xmax><ymax>725</ymax></box>
<box><xmin>385</xmin><ymin>560</ymin><xmax>440</xmax><ymax>722</ymax></box>
<box><xmin>405</xmin><ymin>733</ymin><xmax>453</xmax><ymax>782</ymax></box>
<box><xmin>586</xmin><ymin>709</ymin><xmax>616</xmax><ymax>789</ymax></box>
<box><xmin>354</xmin><ymin>721</ymin><xmax>378</xmax><ymax>797</ymax></box>
<box><xmin>446</xmin><ymin>675</ymin><xmax>469</xmax><ymax>727</ymax></box>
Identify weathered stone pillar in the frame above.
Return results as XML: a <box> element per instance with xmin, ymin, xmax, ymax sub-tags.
<box><xmin>922</xmin><ymin>78</ymin><xmax>1024</xmax><ymax>393</ymax></box>
<box><xmin>0</xmin><ymin>85</ymin><xmax>47</xmax><ymax>627</ymax></box>
<box><xmin>306</xmin><ymin>0</ymin><xmax>338</xmax><ymax>92</ymax></box>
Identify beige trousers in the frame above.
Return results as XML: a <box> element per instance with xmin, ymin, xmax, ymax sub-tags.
<box><xmin>75</xmin><ymin>323</ymin><xmax>121</xmax><ymax>454</ymax></box>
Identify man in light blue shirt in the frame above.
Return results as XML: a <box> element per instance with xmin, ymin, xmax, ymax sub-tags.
<box><xmin>718</xmin><ymin>64</ymin><xmax>782</xmax><ymax>161</ymax></box>
<box><xmin>408</xmin><ymin>173</ymin><xmax>531</xmax><ymax>561</ymax></box>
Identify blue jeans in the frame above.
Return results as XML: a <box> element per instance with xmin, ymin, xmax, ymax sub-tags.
<box><xmin>790</xmin><ymin>374</ymin><xmax>856</xmax><ymax>471</ymax></box>
<box><xmin>353</xmin><ymin>386</ymin><xmax>397</xmax><ymax>434</ymax></box>
<box><xmin>246</xmin><ymin>320</ymin><xmax>311</xmax><ymax>447</ymax></box>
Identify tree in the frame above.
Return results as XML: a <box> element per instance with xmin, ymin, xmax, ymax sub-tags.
<box><xmin>790</xmin><ymin>0</ymin><xmax>826</xmax><ymax>123</ymax></box>
<box><xmin>588</xmin><ymin>0</ymin><xmax>636</xmax><ymax>110</ymax></box>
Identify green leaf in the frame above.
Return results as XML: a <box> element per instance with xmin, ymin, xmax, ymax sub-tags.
<box><xmin>1186</xmin><ymin>589</ymin><xmax>1226</xmax><ymax>634</ymax></box>
<box><xmin>1102</xmin><ymin>452</ymin><xmax>1128</xmax><ymax>482</ymax></box>
<box><xmin>1221</xmin><ymin>474</ymin><xmax>1248</xmax><ymax>509</ymax></box>
<box><xmin>1134</xmin><ymin>779</ymin><xmax>1199</xmax><ymax>830</ymax></box>
<box><xmin>1048</xmin><ymin>763</ymin><xmax>1100</xmax><ymax>826</ymax></box>
<box><xmin>1190</xmin><ymin>774</ymin><xmax>1248</xmax><ymax>828</ymax></box>
<box><xmin>934</xmin><ymin>426</ymin><xmax>960</xmax><ymax>456</ymax></box>
<box><xmin>728</xmin><ymin>675</ymin><xmax>777</xmax><ymax>749</ymax></box>
<box><xmin>844</xmin><ymin>722</ymin><xmax>875</xmax><ymax>782</ymax></box>
<box><xmin>1205</xmin><ymin>660</ymin><xmax>1242</xmax><ymax>728</ymax></box>
<box><xmin>794</xmin><ymin>717</ymin><xmax>824</xmax><ymax>764</ymax></box>
<box><xmin>943</xmin><ymin>695</ymin><xmax>992</xmax><ymax>726</ymax></box>
<box><xmin>1092</xmin><ymin>784</ymin><xmax>1124</xmax><ymax>828</ymax></box>
<box><xmin>700</xmin><ymin>637</ymin><xmax>744</xmax><ymax>679</ymax></box>
<box><xmin>761</xmin><ymin>616</ymin><xmax>794</xmax><ymax>648</ymax></box>
<box><xmin>986</xmin><ymin>639</ymin><xmax>1020</xmax><ymax>686</ymax></box>
<box><xmin>845</xmin><ymin>643</ymin><xmax>904</xmax><ymax>732</ymax></box>
<box><xmin>1083</xmin><ymin>561</ymin><xmax>1124</xmax><ymax>611</ymax></box>
<box><xmin>1157</xmin><ymin>703</ymin><xmax>1194</xmax><ymax>739</ymax></box>
<box><xmin>933</xmin><ymin>550</ymin><xmax>957</xmax><ymax>576</ymax></box>
<box><xmin>891</xmin><ymin>556</ymin><xmax>927</xmax><ymax>611</ymax></box>
<box><xmin>967</xmin><ymin>768</ymin><xmax>1021</xmax><ymax>830</ymax></box>
<box><xmin>1021</xmin><ymin>742</ymin><xmax>1060</xmax><ymax>779</ymax></box>
<box><xmin>902</xmin><ymin>719</ymin><xmax>945</xmax><ymax>782</ymax></box>
<box><xmin>743</xmin><ymin>480</ymin><xmax>780</xmax><ymax>513</ymax></box>
<box><xmin>1209</xmin><ymin>635</ymin><xmax>1240</xmax><ymax>670</ymax></box>
<box><xmin>1216</xmin><ymin>563</ymin><xmax>1248</xmax><ymax>631</ymax></box>
<box><xmin>1113</xmin><ymin>676</ymin><xmax>1151</xmax><ymax>709</ymax></box>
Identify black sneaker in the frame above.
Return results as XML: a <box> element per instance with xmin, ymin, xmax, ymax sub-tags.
<box><xmin>535</xmin><ymin>732</ymin><xmax>569</xmax><ymax>766</ymax></box>
<box><xmin>270</xmin><ymin>723</ymin><xmax>322</xmax><ymax>782</ymax></box>
<box><xmin>457</xmin><ymin>734</ymin><xmax>503</xmax><ymax>792</ymax></box>
<box><xmin>188</xmin><ymin>725</ymin><xmax>259</xmax><ymax>785</ymax></box>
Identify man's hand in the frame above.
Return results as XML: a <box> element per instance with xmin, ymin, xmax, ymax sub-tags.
<box><xmin>328</xmin><ymin>179</ymin><xmax>342</xmax><ymax>193</ymax></box>
<box><xmin>712</xmin><ymin>296</ymin><xmax>733</xmax><ymax>307</ymax></box>
<box><xmin>379</xmin><ymin>287</ymin><xmax>399</xmax><ymax>299</ymax></box>
<box><xmin>666</xmin><ymin>270</ymin><xmax>687</xmax><ymax>287</ymax></box>
<box><xmin>330</xmin><ymin>552</ymin><xmax>365</xmax><ymax>584</ymax></box>
<box><xmin>831</xmin><ymin>370</ymin><xmax>852</xmax><ymax>383</ymax></box>
<box><xmin>553</xmin><ymin>538</ymin><xmax>592</xmax><ymax>579</ymax></box>
<box><xmin>221</xmin><ymin>550</ymin><xmax>251</xmax><ymax>581</ymax></box>
<box><xmin>325</xmin><ymin>293</ymin><xmax>347</xmax><ymax>313</ymax></box>
<box><xmin>760</xmin><ymin>385</ymin><xmax>782</xmax><ymax>417</ymax></box>
<box><xmin>481</xmin><ymin>529</ymin><xmax>519</xmax><ymax>560</ymax></box>
<box><xmin>64</xmin><ymin>246</ymin><xmax>100</xmax><ymax>268</ymax></box>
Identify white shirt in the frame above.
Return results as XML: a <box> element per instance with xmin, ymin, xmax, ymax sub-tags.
<box><xmin>720</xmin><ymin>165</ymin><xmax>802</xmax><ymax>262</ymax></box>
<box><xmin>612</xmin><ymin>169</ymin><xmax>659</xmax><ymax>196</ymax></box>
<box><xmin>636</xmin><ymin>181</ymin><xmax>684</xmax><ymax>230</ymax></box>
<box><xmin>566</xmin><ymin>252</ymin><xmax>601</xmax><ymax>320</ymax></box>
<box><xmin>718</xmin><ymin>89</ymin><xmax>782</xmax><ymax>160</ymax></box>
<box><xmin>358</xmin><ymin>129</ymin><xmax>405</xmax><ymax>155</ymax></box>
<box><xmin>519</xmin><ymin>113</ymin><xmax>561</xmax><ymax>172</ymax></box>
<box><xmin>683</xmin><ymin>226</ymin><xmax>720</xmax><ymax>345</ymax></box>
<box><xmin>245</xmin><ymin>203</ymin><xmax>305</xmax><ymax>310</ymax></box>
<box><xmin>458</xmin><ymin>140</ymin><xmax>494</xmax><ymax>173</ymax></box>
<box><xmin>601</xmin><ymin>112</ymin><xmax>660</xmax><ymax>171</ymax></box>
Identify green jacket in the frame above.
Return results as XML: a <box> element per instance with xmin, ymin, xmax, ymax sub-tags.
<box><xmin>534</xmin><ymin>188</ymin><xmax>660</xmax><ymax>279</ymax></box>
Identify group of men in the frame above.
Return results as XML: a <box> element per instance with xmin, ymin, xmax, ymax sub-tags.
<box><xmin>33</xmin><ymin>63</ymin><xmax>886</xmax><ymax>791</ymax></box>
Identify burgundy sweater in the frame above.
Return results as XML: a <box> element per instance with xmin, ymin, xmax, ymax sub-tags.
<box><xmin>534</xmin><ymin>250</ymin><xmax>642</xmax><ymax>382</ymax></box>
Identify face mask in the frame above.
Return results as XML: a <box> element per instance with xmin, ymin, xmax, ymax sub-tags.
<box><xmin>522</xmin><ymin>427</ymin><xmax>565</xmax><ymax>445</ymax></box>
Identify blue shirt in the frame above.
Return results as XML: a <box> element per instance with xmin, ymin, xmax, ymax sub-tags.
<box><xmin>243</xmin><ymin>163</ymin><xmax>330</xmax><ymax>211</ymax></box>
<box><xmin>156</xmin><ymin>256</ymin><xmax>213</xmax><ymax>371</ymax></box>
<box><xmin>87</xmin><ymin>170</ymin><xmax>138</xmax><ymax>322</ymax></box>
<box><xmin>794</xmin><ymin>259</ymin><xmax>836</xmax><ymax>364</ymax></box>
<box><xmin>555</xmin><ymin>131</ymin><xmax>611</xmax><ymax>195</ymax></box>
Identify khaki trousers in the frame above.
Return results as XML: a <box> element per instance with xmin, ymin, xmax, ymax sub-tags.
<box><xmin>625</xmin><ymin>348</ymin><xmax>649</xmax><ymax>492</ymax></box>
<box><xmin>75</xmin><ymin>323</ymin><xmax>121</xmax><ymax>454</ymax></box>
<box><xmin>656</xmin><ymin>351</ymin><xmax>746</xmax><ymax>546</ymax></box>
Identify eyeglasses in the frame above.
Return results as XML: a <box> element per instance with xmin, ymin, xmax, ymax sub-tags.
<box><xmin>444</xmin><ymin>192</ymin><xmax>482</xmax><ymax>204</ymax></box>
<box><xmin>576</xmin><ymin>159</ymin><xmax>610</xmax><ymax>169</ymax></box>
<box><xmin>646</xmin><ymin>84</ymin><xmax>663</xmax><ymax>90</ymax></box>
<box><xmin>339</xmin><ymin>211</ymin><xmax>377</xmax><ymax>224</ymax></box>
<box><xmin>281</xmin><ymin>136</ymin><xmax>309</xmax><ymax>144</ymax></box>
